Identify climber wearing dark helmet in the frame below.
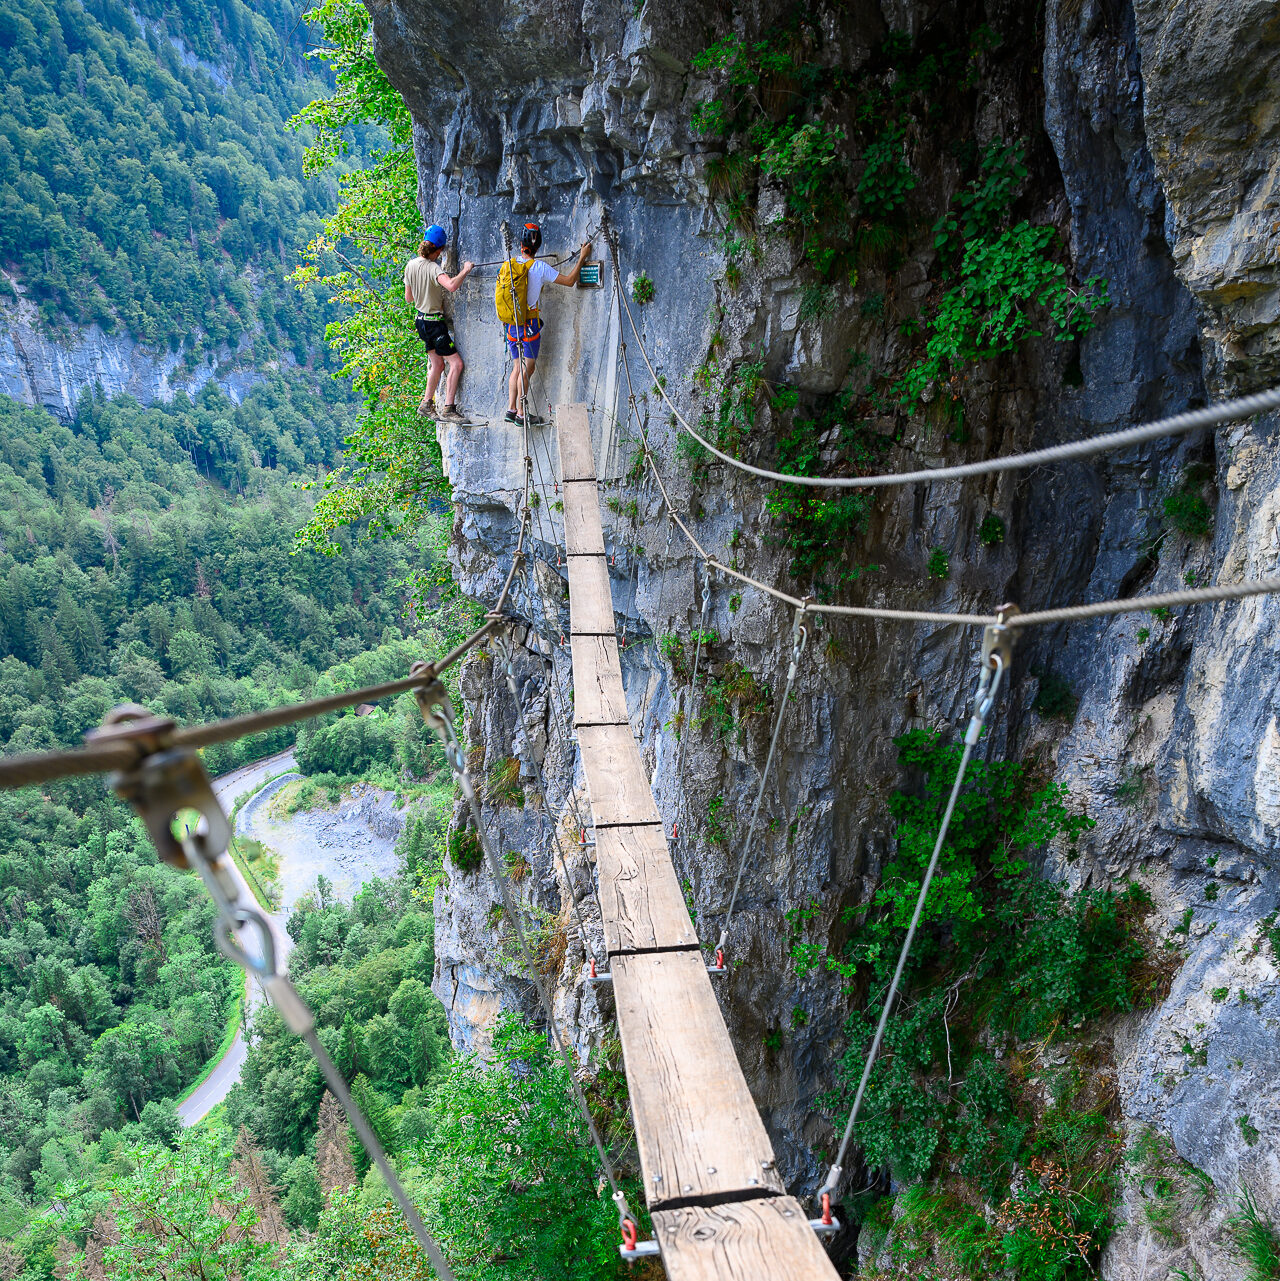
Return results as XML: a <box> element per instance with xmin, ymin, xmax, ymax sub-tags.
<box><xmin>404</xmin><ymin>223</ymin><xmax>474</xmax><ymax>423</ymax></box>
<box><xmin>495</xmin><ymin>222</ymin><xmax>592</xmax><ymax>427</ymax></box>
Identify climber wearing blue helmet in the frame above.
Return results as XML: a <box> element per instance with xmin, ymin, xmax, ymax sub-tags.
<box><xmin>404</xmin><ymin>224</ymin><xmax>474</xmax><ymax>423</ymax></box>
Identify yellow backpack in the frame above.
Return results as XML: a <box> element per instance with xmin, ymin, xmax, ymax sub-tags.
<box><xmin>495</xmin><ymin>258</ymin><xmax>538</xmax><ymax>325</ymax></box>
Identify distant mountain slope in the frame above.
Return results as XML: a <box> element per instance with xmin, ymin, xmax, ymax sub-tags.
<box><xmin>0</xmin><ymin>0</ymin><xmax>347</xmax><ymax>416</ymax></box>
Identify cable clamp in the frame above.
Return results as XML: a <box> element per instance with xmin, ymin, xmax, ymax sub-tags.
<box><xmin>981</xmin><ymin>602</ymin><xmax>1019</xmax><ymax>675</ymax></box>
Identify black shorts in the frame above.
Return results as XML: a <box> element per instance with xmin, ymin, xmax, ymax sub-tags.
<box><xmin>415</xmin><ymin>315</ymin><xmax>457</xmax><ymax>357</ymax></box>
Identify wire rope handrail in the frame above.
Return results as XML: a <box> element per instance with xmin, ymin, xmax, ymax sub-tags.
<box><xmin>612</xmin><ymin>269</ymin><xmax>1280</xmax><ymax>489</ymax></box>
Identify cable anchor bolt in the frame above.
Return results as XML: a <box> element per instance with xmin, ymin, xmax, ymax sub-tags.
<box><xmin>981</xmin><ymin>602</ymin><xmax>1019</xmax><ymax>675</ymax></box>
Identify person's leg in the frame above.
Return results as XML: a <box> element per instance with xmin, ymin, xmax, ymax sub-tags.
<box><xmin>424</xmin><ymin>351</ymin><xmax>445</xmax><ymax>407</ymax></box>
<box><xmin>517</xmin><ymin>356</ymin><xmax>537</xmax><ymax>415</ymax></box>
<box><xmin>443</xmin><ymin>352</ymin><xmax>465</xmax><ymax>407</ymax></box>
<box><xmin>507</xmin><ymin>357</ymin><xmax>521</xmax><ymax>414</ymax></box>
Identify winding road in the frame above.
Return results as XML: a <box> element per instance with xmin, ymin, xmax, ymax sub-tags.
<box><xmin>176</xmin><ymin>750</ymin><xmax>296</xmax><ymax>1125</ymax></box>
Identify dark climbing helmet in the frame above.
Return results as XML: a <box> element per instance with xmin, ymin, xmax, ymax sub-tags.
<box><xmin>520</xmin><ymin>222</ymin><xmax>542</xmax><ymax>254</ymax></box>
<box><xmin>424</xmin><ymin>224</ymin><xmax>448</xmax><ymax>248</ymax></box>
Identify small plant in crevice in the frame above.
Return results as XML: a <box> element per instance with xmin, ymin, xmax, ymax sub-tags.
<box><xmin>659</xmin><ymin>633</ymin><xmax>689</xmax><ymax>681</ymax></box>
<box><xmin>978</xmin><ymin>512</ymin><xmax>1006</xmax><ymax>546</ymax></box>
<box><xmin>485</xmin><ymin>756</ymin><xmax>525</xmax><ymax>808</ymax></box>
<box><xmin>926</xmin><ymin>547</ymin><xmax>950</xmax><ymax>579</ymax></box>
<box><xmin>762</xmin><ymin>1026</ymin><xmax>784</xmax><ymax>1053</ymax></box>
<box><xmin>696</xmin><ymin>661</ymin><xmax>770</xmax><ymax>741</ymax></box>
<box><xmin>1032</xmin><ymin>669</ymin><xmax>1078</xmax><ymax>721</ymax></box>
<box><xmin>631</xmin><ymin>272</ymin><xmax>655</xmax><ymax>305</ymax></box>
<box><xmin>1163</xmin><ymin>463</ymin><xmax>1215</xmax><ymax>540</ymax></box>
<box><xmin>1228</xmin><ymin>1186</ymin><xmax>1280</xmax><ymax>1281</ymax></box>
<box><xmin>1128</xmin><ymin>1127</ymin><xmax>1216</xmax><ymax>1248</ymax></box>
<box><xmin>706</xmin><ymin>795</ymin><xmax>730</xmax><ymax>845</ymax></box>
<box><xmin>447</xmin><ymin>826</ymin><xmax>484</xmax><ymax>874</ymax></box>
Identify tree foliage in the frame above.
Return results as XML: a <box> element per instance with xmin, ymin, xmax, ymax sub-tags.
<box><xmin>288</xmin><ymin>0</ymin><xmax>456</xmax><ymax>611</ymax></box>
<box><xmin>0</xmin><ymin>0</ymin><xmax>345</xmax><ymax>365</ymax></box>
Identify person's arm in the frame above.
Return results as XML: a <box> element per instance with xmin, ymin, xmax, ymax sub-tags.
<box><xmin>404</xmin><ymin>282</ymin><xmax>414</xmax><ymax>303</ymax></box>
<box><xmin>439</xmin><ymin>261</ymin><xmax>475</xmax><ymax>293</ymax></box>
<box><xmin>554</xmin><ymin>241</ymin><xmax>592</xmax><ymax>287</ymax></box>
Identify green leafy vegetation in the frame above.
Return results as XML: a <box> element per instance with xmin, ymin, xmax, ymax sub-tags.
<box><xmin>926</xmin><ymin>547</ymin><xmax>950</xmax><ymax>580</ymax></box>
<box><xmin>1163</xmin><ymin>464</ymin><xmax>1215</xmax><ymax>540</ymax></box>
<box><xmin>688</xmin><ymin>19</ymin><xmax>1108</xmax><ymax>598</ymax></box>
<box><xmin>1032</xmin><ymin>671</ymin><xmax>1079</xmax><ymax>722</ymax></box>
<box><xmin>289</xmin><ymin>0</ymin><xmax>455</xmax><ymax>586</ymax></box>
<box><xmin>42</xmin><ymin>863</ymin><xmax>640</xmax><ymax>1279</ymax></box>
<box><xmin>0</xmin><ymin>0</ymin><xmax>341</xmax><ymax>363</ymax></box>
<box><xmin>1229</xmin><ymin>1187</ymin><xmax>1280</xmax><ymax>1281</ymax></box>
<box><xmin>979</xmin><ymin>513</ymin><xmax>1006</xmax><ymax>546</ymax></box>
<box><xmin>631</xmin><ymin>272</ymin><xmax>655</xmax><ymax>304</ymax></box>
<box><xmin>790</xmin><ymin>732</ymin><xmax>1166</xmax><ymax>1274</ymax></box>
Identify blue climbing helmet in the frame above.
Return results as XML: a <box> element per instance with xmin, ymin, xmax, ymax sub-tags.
<box><xmin>423</xmin><ymin>224</ymin><xmax>447</xmax><ymax>249</ymax></box>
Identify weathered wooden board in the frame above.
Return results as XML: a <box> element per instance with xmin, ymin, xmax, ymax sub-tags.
<box><xmin>556</xmin><ymin>403</ymin><xmax>596</xmax><ymax>481</ymax></box>
<box><xmin>567</xmin><ymin>550</ymin><xmax>614</xmax><ymax>634</ymax></box>
<box><xmin>562</xmin><ymin>480</ymin><xmax>606</xmax><ymax>556</ymax></box>
<box><xmin>595</xmin><ymin>823</ymin><xmax>697</xmax><ymax>954</ymax></box>
<box><xmin>612</xmin><ymin>950</ymin><xmax>787</xmax><ymax>1206</ymax></box>
<box><xmin>651</xmin><ymin>1197</ymin><xmax>840</xmax><ymax>1281</ymax></box>
<box><xmin>575</xmin><ymin>723</ymin><xmax>661</xmax><ymax>826</ymax></box>
<box><xmin>570</xmin><ymin>634</ymin><xmax>628</xmax><ymax>726</ymax></box>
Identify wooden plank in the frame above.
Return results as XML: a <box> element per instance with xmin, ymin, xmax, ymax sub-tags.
<box><xmin>567</xmin><ymin>550</ymin><xmax>614</xmax><ymax>633</ymax></box>
<box><xmin>556</xmin><ymin>403</ymin><xmax>596</xmax><ymax>481</ymax></box>
<box><xmin>613</xmin><ymin>950</ymin><xmax>787</xmax><ymax>1206</ymax></box>
<box><xmin>576</xmin><ymin>723</ymin><xmax>661</xmax><ymax>826</ymax></box>
<box><xmin>652</xmin><ymin>1198</ymin><xmax>840</xmax><ymax>1281</ymax></box>
<box><xmin>596</xmin><ymin>823</ymin><xmax>697</xmax><ymax>953</ymax></box>
<box><xmin>570</xmin><ymin>634</ymin><xmax>628</xmax><ymax>725</ymax></box>
<box><xmin>562</xmin><ymin>480</ymin><xmax>606</xmax><ymax>556</ymax></box>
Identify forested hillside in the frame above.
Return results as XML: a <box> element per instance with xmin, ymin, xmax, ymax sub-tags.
<box><xmin>0</xmin><ymin>371</ymin><xmax>444</xmax><ymax>1229</ymax></box>
<box><xmin>0</xmin><ymin>0</ymin><xmax>341</xmax><ymax>367</ymax></box>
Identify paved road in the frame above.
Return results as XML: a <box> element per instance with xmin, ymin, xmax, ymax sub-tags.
<box><xmin>176</xmin><ymin>750</ymin><xmax>296</xmax><ymax>1125</ymax></box>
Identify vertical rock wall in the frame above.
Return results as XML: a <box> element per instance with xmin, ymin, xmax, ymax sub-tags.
<box><xmin>368</xmin><ymin>0</ymin><xmax>1280</xmax><ymax>1271</ymax></box>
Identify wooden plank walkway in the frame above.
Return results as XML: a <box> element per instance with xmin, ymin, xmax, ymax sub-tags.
<box><xmin>553</xmin><ymin>404</ymin><xmax>838</xmax><ymax>1281</ymax></box>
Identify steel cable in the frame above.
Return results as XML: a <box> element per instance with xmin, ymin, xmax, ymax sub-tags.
<box><xmin>419</xmin><ymin>687</ymin><xmax>634</xmax><ymax>1234</ymax></box>
<box><xmin>714</xmin><ymin>611</ymin><xmax>809</xmax><ymax>962</ymax></box>
<box><xmin>612</xmin><ymin>272</ymin><xmax>1280</xmax><ymax>490</ymax></box>
<box><xmin>818</xmin><ymin>652</ymin><xmax>1006</xmax><ymax>1206</ymax></box>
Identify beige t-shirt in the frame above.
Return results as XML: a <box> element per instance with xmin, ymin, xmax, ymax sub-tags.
<box><xmin>404</xmin><ymin>256</ymin><xmax>445</xmax><ymax>314</ymax></box>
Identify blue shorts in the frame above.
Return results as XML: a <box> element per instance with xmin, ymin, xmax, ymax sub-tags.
<box><xmin>505</xmin><ymin>318</ymin><xmax>543</xmax><ymax>359</ymax></box>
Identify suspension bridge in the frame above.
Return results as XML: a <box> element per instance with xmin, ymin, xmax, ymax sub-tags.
<box><xmin>1</xmin><ymin>218</ymin><xmax>1279</xmax><ymax>1278</ymax></box>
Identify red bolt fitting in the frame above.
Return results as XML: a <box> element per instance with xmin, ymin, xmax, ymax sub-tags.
<box><xmin>621</xmin><ymin>1218</ymin><xmax>638</xmax><ymax>1252</ymax></box>
<box><xmin>821</xmin><ymin>1192</ymin><xmax>832</xmax><ymax>1226</ymax></box>
<box><xmin>715</xmin><ymin>947</ymin><xmax>724</xmax><ymax>969</ymax></box>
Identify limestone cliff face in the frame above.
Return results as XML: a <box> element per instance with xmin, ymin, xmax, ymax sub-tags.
<box><xmin>370</xmin><ymin>0</ymin><xmax>1280</xmax><ymax>1272</ymax></box>
<box><xmin>0</xmin><ymin>286</ymin><xmax>270</xmax><ymax>421</ymax></box>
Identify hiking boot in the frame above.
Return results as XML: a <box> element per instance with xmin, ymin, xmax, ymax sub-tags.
<box><xmin>522</xmin><ymin>409</ymin><xmax>547</xmax><ymax>426</ymax></box>
<box><xmin>504</xmin><ymin>410</ymin><xmax>521</xmax><ymax>425</ymax></box>
<box><xmin>438</xmin><ymin>404</ymin><xmax>467</xmax><ymax>423</ymax></box>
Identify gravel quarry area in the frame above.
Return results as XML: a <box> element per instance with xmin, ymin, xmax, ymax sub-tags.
<box><xmin>237</xmin><ymin>775</ymin><xmax>405</xmax><ymax>912</ymax></box>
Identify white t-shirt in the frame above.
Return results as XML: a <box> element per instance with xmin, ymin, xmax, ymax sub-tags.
<box><xmin>523</xmin><ymin>258</ymin><xmax>559</xmax><ymax>309</ymax></box>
